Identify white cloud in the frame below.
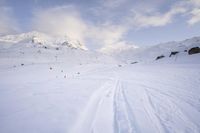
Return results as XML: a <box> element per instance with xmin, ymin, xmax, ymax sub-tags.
<box><xmin>32</xmin><ymin>6</ymin><xmax>130</xmax><ymax>51</ymax></box>
<box><xmin>86</xmin><ymin>22</ymin><xmax>135</xmax><ymax>53</ymax></box>
<box><xmin>32</xmin><ymin>6</ymin><xmax>88</xmax><ymax>42</ymax></box>
<box><xmin>186</xmin><ymin>0</ymin><xmax>200</xmax><ymax>25</ymax></box>
<box><xmin>99</xmin><ymin>41</ymin><xmax>138</xmax><ymax>54</ymax></box>
<box><xmin>173</xmin><ymin>0</ymin><xmax>200</xmax><ymax>25</ymax></box>
<box><xmin>100</xmin><ymin>0</ymin><xmax>127</xmax><ymax>8</ymax></box>
<box><xmin>88</xmin><ymin>23</ymin><xmax>126</xmax><ymax>45</ymax></box>
<box><xmin>0</xmin><ymin>7</ymin><xmax>19</xmax><ymax>35</ymax></box>
<box><xmin>190</xmin><ymin>0</ymin><xmax>200</xmax><ymax>6</ymax></box>
<box><xmin>128</xmin><ymin>6</ymin><xmax>186</xmax><ymax>28</ymax></box>
<box><xmin>188</xmin><ymin>8</ymin><xmax>200</xmax><ymax>25</ymax></box>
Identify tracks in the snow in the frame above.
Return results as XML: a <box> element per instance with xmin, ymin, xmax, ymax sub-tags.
<box><xmin>114</xmin><ymin>81</ymin><xmax>137</xmax><ymax>133</ymax></box>
<box><xmin>71</xmin><ymin>78</ymin><xmax>135</xmax><ymax>133</ymax></box>
<box><xmin>71</xmin><ymin>73</ymin><xmax>200</xmax><ymax>133</ymax></box>
<box><xmin>144</xmin><ymin>88</ymin><xmax>200</xmax><ymax>132</ymax></box>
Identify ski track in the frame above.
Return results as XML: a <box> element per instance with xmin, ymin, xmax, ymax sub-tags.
<box><xmin>2</xmin><ymin>65</ymin><xmax>198</xmax><ymax>133</ymax></box>
<box><xmin>71</xmin><ymin>75</ymin><xmax>139</xmax><ymax>133</ymax></box>
<box><xmin>1</xmin><ymin>66</ymin><xmax>200</xmax><ymax>133</ymax></box>
<box><xmin>114</xmin><ymin>81</ymin><xmax>138</xmax><ymax>133</ymax></box>
<box><xmin>70</xmin><ymin>80</ymin><xmax>116</xmax><ymax>133</ymax></box>
<box><xmin>145</xmin><ymin>88</ymin><xmax>200</xmax><ymax>133</ymax></box>
<box><xmin>70</xmin><ymin>69</ymin><xmax>200</xmax><ymax>133</ymax></box>
<box><xmin>139</xmin><ymin>88</ymin><xmax>167</xmax><ymax>133</ymax></box>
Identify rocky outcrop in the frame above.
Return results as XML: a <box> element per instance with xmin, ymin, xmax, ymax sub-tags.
<box><xmin>188</xmin><ymin>47</ymin><xmax>200</xmax><ymax>55</ymax></box>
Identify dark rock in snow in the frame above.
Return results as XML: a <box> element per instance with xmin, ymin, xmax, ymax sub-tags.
<box><xmin>169</xmin><ymin>51</ymin><xmax>179</xmax><ymax>57</ymax></box>
<box><xmin>131</xmin><ymin>62</ymin><xmax>138</xmax><ymax>64</ymax></box>
<box><xmin>156</xmin><ymin>55</ymin><xmax>165</xmax><ymax>60</ymax></box>
<box><xmin>188</xmin><ymin>47</ymin><xmax>200</xmax><ymax>55</ymax></box>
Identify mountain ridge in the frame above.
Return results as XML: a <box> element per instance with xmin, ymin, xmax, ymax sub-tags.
<box><xmin>0</xmin><ymin>31</ymin><xmax>87</xmax><ymax>50</ymax></box>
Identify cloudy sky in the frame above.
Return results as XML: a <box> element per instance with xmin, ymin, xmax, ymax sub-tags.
<box><xmin>0</xmin><ymin>0</ymin><xmax>200</xmax><ymax>51</ymax></box>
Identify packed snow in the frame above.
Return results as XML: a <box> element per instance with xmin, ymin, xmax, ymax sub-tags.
<box><xmin>0</xmin><ymin>33</ymin><xmax>200</xmax><ymax>133</ymax></box>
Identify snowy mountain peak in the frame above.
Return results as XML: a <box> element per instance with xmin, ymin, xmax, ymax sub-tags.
<box><xmin>0</xmin><ymin>31</ymin><xmax>87</xmax><ymax>50</ymax></box>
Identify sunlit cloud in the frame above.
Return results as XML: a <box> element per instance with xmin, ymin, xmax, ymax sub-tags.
<box><xmin>88</xmin><ymin>23</ymin><xmax>126</xmax><ymax>45</ymax></box>
<box><xmin>186</xmin><ymin>0</ymin><xmax>200</xmax><ymax>25</ymax></box>
<box><xmin>32</xmin><ymin>6</ymin><xmax>129</xmax><ymax>51</ymax></box>
<box><xmin>32</xmin><ymin>6</ymin><xmax>88</xmax><ymax>43</ymax></box>
<box><xmin>99</xmin><ymin>41</ymin><xmax>138</xmax><ymax>54</ymax></box>
<box><xmin>188</xmin><ymin>8</ymin><xmax>200</xmax><ymax>25</ymax></box>
<box><xmin>127</xmin><ymin>3</ymin><xmax>187</xmax><ymax>28</ymax></box>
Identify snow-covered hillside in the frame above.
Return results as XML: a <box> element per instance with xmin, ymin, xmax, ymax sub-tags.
<box><xmin>112</xmin><ymin>36</ymin><xmax>200</xmax><ymax>64</ymax></box>
<box><xmin>0</xmin><ymin>31</ymin><xmax>117</xmax><ymax>68</ymax></box>
<box><xmin>0</xmin><ymin>31</ymin><xmax>87</xmax><ymax>50</ymax></box>
<box><xmin>0</xmin><ymin>34</ymin><xmax>200</xmax><ymax>133</ymax></box>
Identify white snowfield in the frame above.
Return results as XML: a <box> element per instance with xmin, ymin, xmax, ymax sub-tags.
<box><xmin>0</xmin><ymin>33</ymin><xmax>200</xmax><ymax>133</ymax></box>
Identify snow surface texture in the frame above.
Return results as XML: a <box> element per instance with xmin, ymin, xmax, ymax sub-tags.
<box><xmin>0</xmin><ymin>33</ymin><xmax>200</xmax><ymax>133</ymax></box>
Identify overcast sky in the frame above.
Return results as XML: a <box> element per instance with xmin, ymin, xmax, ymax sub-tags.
<box><xmin>0</xmin><ymin>0</ymin><xmax>200</xmax><ymax>51</ymax></box>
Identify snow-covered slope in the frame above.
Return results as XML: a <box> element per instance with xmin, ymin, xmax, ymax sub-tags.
<box><xmin>0</xmin><ymin>34</ymin><xmax>200</xmax><ymax>133</ymax></box>
<box><xmin>111</xmin><ymin>37</ymin><xmax>200</xmax><ymax>64</ymax></box>
<box><xmin>0</xmin><ymin>31</ymin><xmax>118</xmax><ymax>68</ymax></box>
